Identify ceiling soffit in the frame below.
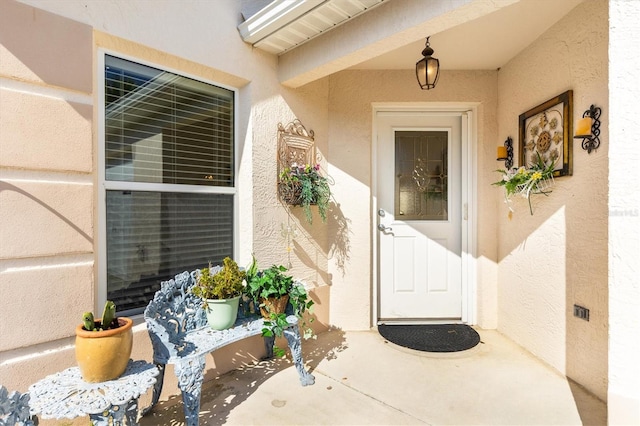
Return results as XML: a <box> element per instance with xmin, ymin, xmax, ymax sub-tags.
<box><xmin>238</xmin><ymin>0</ymin><xmax>386</xmax><ymax>55</ymax></box>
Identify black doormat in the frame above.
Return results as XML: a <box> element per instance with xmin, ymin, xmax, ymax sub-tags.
<box><xmin>378</xmin><ymin>324</ymin><xmax>480</xmax><ymax>353</ymax></box>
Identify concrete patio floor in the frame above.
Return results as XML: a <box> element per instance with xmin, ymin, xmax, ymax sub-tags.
<box><xmin>140</xmin><ymin>327</ymin><xmax>607</xmax><ymax>425</ymax></box>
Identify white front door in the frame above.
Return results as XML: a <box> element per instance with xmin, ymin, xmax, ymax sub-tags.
<box><xmin>376</xmin><ymin>111</ymin><xmax>465</xmax><ymax>322</ymax></box>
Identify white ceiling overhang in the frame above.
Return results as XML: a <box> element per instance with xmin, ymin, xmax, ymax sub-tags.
<box><xmin>238</xmin><ymin>0</ymin><xmax>585</xmax><ymax>88</ymax></box>
<box><xmin>237</xmin><ymin>0</ymin><xmax>386</xmax><ymax>55</ymax></box>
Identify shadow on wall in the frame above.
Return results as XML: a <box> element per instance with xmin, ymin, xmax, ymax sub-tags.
<box><xmin>567</xmin><ymin>378</ymin><xmax>608</xmax><ymax>424</ymax></box>
<box><xmin>328</xmin><ymin>202</ymin><xmax>352</xmax><ymax>277</ymax></box>
<box><xmin>139</xmin><ymin>328</ymin><xmax>348</xmax><ymax>425</ymax></box>
<box><xmin>0</xmin><ymin>181</ymin><xmax>93</xmax><ymax>244</ymax></box>
<box><xmin>291</xmin><ymin>201</ymin><xmax>352</xmax><ymax>283</ymax></box>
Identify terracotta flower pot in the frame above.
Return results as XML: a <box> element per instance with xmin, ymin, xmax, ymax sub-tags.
<box><xmin>75</xmin><ymin>317</ymin><xmax>133</xmax><ymax>383</ymax></box>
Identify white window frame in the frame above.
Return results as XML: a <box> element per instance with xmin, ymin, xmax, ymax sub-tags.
<box><xmin>96</xmin><ymin>49</ymin><xmax>240</xmax><ymax>315</ymax></box>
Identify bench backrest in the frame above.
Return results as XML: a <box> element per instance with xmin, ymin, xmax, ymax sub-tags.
<box><xmin>144</xmin><ymin>270</ymin><xmax>208</xmax><ymax>361</ymax></box>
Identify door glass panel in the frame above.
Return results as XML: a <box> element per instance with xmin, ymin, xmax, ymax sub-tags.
<box><xmin>395</xmin><ymin>130</ymin><xmax>448</xmax><ymax>220</ymax></box>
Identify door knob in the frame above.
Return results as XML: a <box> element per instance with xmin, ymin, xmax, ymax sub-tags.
<box><xmin>377</xmin><ymin>224</ymin><xmax>392</xmax><ymax>232</ymax></box>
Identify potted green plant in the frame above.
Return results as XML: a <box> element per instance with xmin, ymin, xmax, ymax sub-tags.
<box><xmin>278</xmin><ymin>163</ymin><xmax>331</xmax><ymax>224</ymax></box>
<box><xmin>75</xmin><ymin>300</ymin><xmax>133</xmax><ymax>383</ymax></box>
<box><xmin>245</xmin><ymin>256</ymin><xmax>314</xmax><ymax>356</ymax></box>
<box><xmin>192</xmin><ymin>257</ymin><xmax>246</xmax><ymax>330</ymax></box>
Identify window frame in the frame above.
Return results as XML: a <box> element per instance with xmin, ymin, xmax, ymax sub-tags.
<box><xmin>97</xmin><ymin>49</ymin><xmax>240</xmax><ymax>315</ymax></box>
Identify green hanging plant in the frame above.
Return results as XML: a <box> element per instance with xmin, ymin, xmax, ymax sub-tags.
<box><xmin>278</xmin><ymin>163</ymin><xmax>331</xmax><ymax>224</ymax></box>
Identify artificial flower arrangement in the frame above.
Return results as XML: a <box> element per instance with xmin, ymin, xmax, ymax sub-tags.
<box><xmin>493</xmin><ymin>152</ymin><xmax>555</xmax><ymax>216</ymax></box>
<box><xmin>278</xmin><ymin>163</ymin><xmax>331</xmax><ymax>224</ymax></box>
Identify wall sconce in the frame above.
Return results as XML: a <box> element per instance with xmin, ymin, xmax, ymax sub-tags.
<box><xmin>415</xmin><ymin>37</ymin><xmax>440</xmax><ymax>90</ymax></box>
<box><xmin>574</xmin><ymin>104</ymin><xmax>601</xmax><ymax>154</ymax></box>
<box><xmin>497</xmin><ymin>137</ymin><xmax>514</xmax><ymax>169</ymax></box>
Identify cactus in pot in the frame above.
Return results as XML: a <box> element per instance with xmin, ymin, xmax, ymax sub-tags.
<box><xmin>75</xmin><ymin>300</ymin><xmax>133</xmax><ymax>383</ymax></box>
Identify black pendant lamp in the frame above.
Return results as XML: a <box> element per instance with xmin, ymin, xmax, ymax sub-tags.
<box><xmin>416</xmin><ymin>37</ymin><xmax>440</xmax><ymax>90</ymax></box>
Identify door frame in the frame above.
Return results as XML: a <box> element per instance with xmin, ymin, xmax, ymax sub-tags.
<box><xmin>372</xmin><ymin>103</ymin><xmax>478</xmax><ymax>325</ymax></box>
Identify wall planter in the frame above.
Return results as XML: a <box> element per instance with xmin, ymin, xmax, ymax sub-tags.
<box><xmin>75</xmin><ymin>316</ymin><xmax>133</xmax><ymax>383</ymax></box>
<box><xmin>277</xmin><ymin>119</ymin><xmax>331</xmax><ymax>224</ymax></box>
<box><xmin>278</xmin><ymin>164</ymin><xmax>330</xmax><ymax>223</ymax></box>
<box><xmin>493</xmin><ymin>152</ymin><xmax>555</xmax><ymax>216</ymax></box>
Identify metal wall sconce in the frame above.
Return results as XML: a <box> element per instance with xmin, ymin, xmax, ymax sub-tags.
<box><xmin>416</xmin><ymin>37</ymin><xmax>440</xmax><ymax>90</ymax></box>
<box><xmin>497</xmin><ymin>137</ymin><xmax>514</xmax><ymax>169</ymax></box>
<box><xmin>574</xmin><ymin>104</ymin><xmax>602</xmax><ymax>154</ymax></box>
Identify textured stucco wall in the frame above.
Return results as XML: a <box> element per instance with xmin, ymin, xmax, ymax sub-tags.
<box><xmin>0</xmin><ymin>0</ymin><xmax>94</xmax><ymax>353</ymax></box>
<box><xmin>327</xmin><ymin>69</ymin><xmax>499</xmax><ymax>330</ymax></box>
<box><xmin>496</xmin><ymin>0</ymin><xmax>609</xmax><ymax>401</ymax></box>
<box><xmin>608</xmin><ymin>0</ymin><xmax>640</xmax><ymax>423</ymax></box>
<box><xmin>0</xmin><ymin>0</ymin><xmax>331</xmax><ymax>396</ymax></box>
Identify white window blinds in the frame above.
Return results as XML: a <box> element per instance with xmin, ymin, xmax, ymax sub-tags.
<box><xmin>103</xmin><ymin>55</ymin><xmax>235</xmax><ymax>314</ymax></box>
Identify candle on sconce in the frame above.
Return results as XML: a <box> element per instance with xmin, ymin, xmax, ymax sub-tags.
<box><xmin>575</xmin><ymin>117</ymin><xmax>592</xmax><ymax>137</ymax></box>
<box><xmin>497</xmin><ymin>146</ymin><xmax>507</xmax><ymax>160</ymax></box>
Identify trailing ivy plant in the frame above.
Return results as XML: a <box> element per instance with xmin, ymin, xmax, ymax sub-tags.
<box><xmin>245</xmin><ymin>255</ymin><xmax>315</xmax><ymax>357</ymax></box>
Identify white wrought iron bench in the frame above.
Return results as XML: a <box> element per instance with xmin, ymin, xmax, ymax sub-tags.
<box><xmin>141</xmin><ymin>270</ymin><xmax>315</xmax><ymax>426</ymax></box>
<box><xmin>0</xmin><ymin>385</ymin><xmax>36</xmax><ymax>426</ymax></box>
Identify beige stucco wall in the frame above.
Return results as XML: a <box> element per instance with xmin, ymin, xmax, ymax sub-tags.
<box><xmin>0</xmin><ymin>0</ymin><xmax>94</xmax><ymax>354</ymax></box>
<box><xmin>496</xmin><ymin>0</ymin><xmax>608</xmax><ymax>401</ymax></box>
<box><xmin>0</xmin><ymin>0</ymin><xmax>331</xmax><ymax>397</ymax></box>
<box><xmin>326</xmin><ymin>69</ymin><xmax>499</xmax><ymax>330</ymax></box>
<box><xmin>3</xmin><ymin>0</ymin><xmax>635</xmax><ymax>417</ymax></box>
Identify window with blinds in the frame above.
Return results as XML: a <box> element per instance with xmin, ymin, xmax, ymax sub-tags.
<box><xmin>103</xmin><ymin>55</ymin><xmax>235</xmax><ymax>314</ymax></box>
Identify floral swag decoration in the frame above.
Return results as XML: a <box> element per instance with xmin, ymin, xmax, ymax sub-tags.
<box><xmin>493</xmin><ymin>152</ymin><xmax>555</xmax><ymax>217</ymax></box>
<box><xmin>278</xmin><ymin>163</ymin><xmax>331</xmax><ymax>224</ymax></box>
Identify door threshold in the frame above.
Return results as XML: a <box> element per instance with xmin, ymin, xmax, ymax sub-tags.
<box><xmin>377</xmin><ymin>319</ymin><xmax>464</xmax><ymax>326</ymax></box>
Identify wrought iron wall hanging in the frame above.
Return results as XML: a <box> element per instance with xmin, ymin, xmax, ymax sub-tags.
<box><xmin>277</xmin><ymin>119</ymin><xmax>331</xmax><ymax>224</ymax></box>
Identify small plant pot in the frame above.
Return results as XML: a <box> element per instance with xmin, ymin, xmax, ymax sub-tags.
<box><xmin>259</xmin><ymin>295</ymin><xmax>290</xmax><ymax>319</ymax></box>
<box><xmin>204</xmin><ymin>296</ymin><xmax>241</xmax><ymax>330</ymax></box>
<box><xmin>75</xmin><ymin>317</ymin><xmax>133</xmax><ymax>383</ymax></box>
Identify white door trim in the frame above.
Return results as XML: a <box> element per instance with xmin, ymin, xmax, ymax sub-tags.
<box><xmin>371</xmin><ymin>102</ymin><xmax>478</xmax><ymax>326</ymax></box>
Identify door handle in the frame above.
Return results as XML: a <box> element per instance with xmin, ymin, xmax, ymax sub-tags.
<box><xmin>377</xmin><ymin>224</ymin><xmax>393</xmax><ymax>233</ymax></box>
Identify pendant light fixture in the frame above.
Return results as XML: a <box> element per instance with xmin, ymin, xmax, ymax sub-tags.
<box><xmin>416</xmin><ymin>36</ymin><xmax>440</xmax><ymax>90</ymax></box>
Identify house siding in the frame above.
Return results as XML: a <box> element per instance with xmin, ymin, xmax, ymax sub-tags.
<box><xmin>1</xmin><ymin>0</ymin><xmax>638</xmax><ymax>420</ymax></box>
<box><xmin>0</xmin><ymin>1</ymin><xmax>94</xmax><ymax>354</ymax></box>
<box><xmin>496</xmin><ymin>0</ymin><xmax>609</xmax><ymax>401</ymax></box>
<box><xmin>327</xmin><ymin>68</ymin><xmax>499</xmax><ymax>330</ymax></box>
<box><xmin>0</xmin><ymin>0</ymin><xmax>332</xmax><ymax>399</ymax></box>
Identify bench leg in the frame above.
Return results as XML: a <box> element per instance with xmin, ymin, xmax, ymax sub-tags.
<box><xmin>124</xmin><ymin>398</ymin><xmax>140</xmax><ymax>425</ymax></box>
<box><xmin>283</xmin><ymin>324</ymin><xmax>315</xmax><ymax>386</ymax></box>
<box><xmin>263</xmin><ymin>335</ymin><xmax>276</xmax><ymax>359</ymax></box>
<box><xmin>174</xmin><ymin>355</ymin><xmax>206</xmax><ymax>426</ymax></box>
<box><xmin>141</xmin><ymin>362</ymin><xmax>165</xmax><ymax>417</ymax></box>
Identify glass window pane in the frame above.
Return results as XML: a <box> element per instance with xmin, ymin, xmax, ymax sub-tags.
<box><xmin>106</xmin><ymin>190</ymin><xmax>234</xmax><ymax>313</ymax></box>
<box><xmin>395</xmin><ymin>131</ymin><xmax>448</xmax><ymax>220</ymax></box>
<box><xmin>105</xmin><ymin>55</ymin><xmax>234</xmax><ymax>187</ymax></box>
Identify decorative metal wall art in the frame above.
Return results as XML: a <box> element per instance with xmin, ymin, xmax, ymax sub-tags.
<box><xmin>519</xmin><ymin>90</ymin><xmax>573</xmax><ymax>177</ymax></box>
<box><xmin>277</xmin><ymin>119</ymin><xmax>318</xmax><ymax>173</ymax></box>
<box><xmin>277</xmin><ymin>119</ymin><xmax>317</xmax><ymax>206</ymax></box>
